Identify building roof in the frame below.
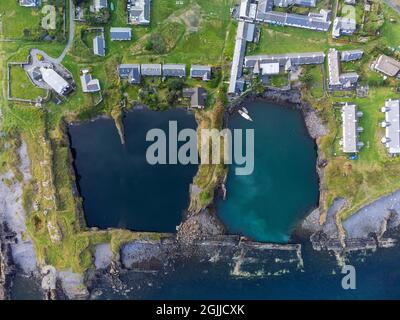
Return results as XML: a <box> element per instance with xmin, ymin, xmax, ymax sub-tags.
<box><xmin>342</xmin><ymin>103</ymin><xmax>361</xmax><ymax>153</ymax></box>
<box><xmin>374</xmin><ymin>54</ymin><xmax>400</xmax><ymax>77</ymax></box>
<box><xmin>128</xmin><ymin>0</ymin><xmax>151</xmax><ymax>25</ymax></box>
<box><xmin>260</xmin><ymin>62</ymin><xmax>280</xmax><ymax>75</ymax></box>
<box><xmin>118</xmin><ymin>64</ymin><xmax>141</xmax><ymax>84</ymax></box>
<box><xmin>332</xmin><ymin>17</ymin><xmax>356</xmax><ymax>38</ymax></box>
<box><xmin>19</xmin><ymin>0</ymin><xmax>38</xmax><ymax>7</ymax></box>
<box><xmin>341</xmin><ymin>49</ymin><xmax>364</xmax><ymax>62</ymax></box>
<box><xmin>184</xmin><ymin>87</ymin><xmax>207</xmax><ymax>108</ymax></box>
<box><xmin>94</xmin><ymin>0</ymin><xmax>108</xmax><ymax>11</ymax></box>
<box><xmin>239</xmin><ymin>0</ymin><xmax>250</xmax><ymax>18</ymax></box>
<box><xmin>110</xmin><ymin>27</ymin><xmax>132</xmax><ymax>41</ymax></box>
<box><xmin>245</xmin><ymin>51</ymin><xmax>325</xmax><ymax>68</ymax></box>
<box><xmin>382</xmin><ymin>99</ymin><xmax>400</xmax><ymax>154</ymax></box>
<box><xmin>257</xmin><ymin>0</ymin><xmax>274</xmax><ymax>16</ymax></box>
<box><xmin>40</xmin><ymin>67</ymin><xmax>70</xmax><ymax>95</ymax></box>
<box><xmin>93</xmin><ymin>36</ymin><xmax>106</xmax><ymax>56</ymax></box>
<box><xmin>258</xmin><ymin>10</ymin><xmax>332</xmax><ymax>31</ymax></box>
<box><xmin>245</xmin><ymin>23</ymin><xmax>256</xmax><ymax>42</ymax></box>
<box><xmin>80</xmin><ymin>72</ymin><xmax>101</xmax><ymax>93</ymax></box>
<box><xmin>228</xmin><ymin>21</ymin><xmax>248</xmax><ymax>94</ymax></box>
<box><xmin>141</xmin><ymin>63</ymin><xmax>162</xmax><ymax>76</ymax></box>
<box><xmin>328</xmin><ymin>48</ymin><xmax>341</xmax><ymax>86</ymax></box>
<box><xmin>274</xmin><ymin>0</ymin><xmax>316</xmax><ymax>7</ymax></box>
<box><xmin>162</xmin><ymin>64</ymin><xmax>186</xmax><ymax>77</ymax></box>
<box><xmin>190</xmin><ymin>65</ymin><xmax>212</xmax><ymax>80</ymax></box>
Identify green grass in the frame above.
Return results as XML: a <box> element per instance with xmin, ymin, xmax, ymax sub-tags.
<box><xmin>0</xmin><ymin>1</ymin><xmax>42</xmax><ymax>39</ymax></box>
<box><xmin>9</xmin><ymin>64</ymin><xmax>46</xmax><ymax>100</ymax></box>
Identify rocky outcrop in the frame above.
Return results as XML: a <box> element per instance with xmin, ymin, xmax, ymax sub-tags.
<box><xmin>0</xmin><ymin>222</ymin><xmax>16</xmax><ymax>300</ymax></box>
<box><xmin>176</xmin><ymin>208</ymin><xmax>225</xmax><ymax>244</ymax></box>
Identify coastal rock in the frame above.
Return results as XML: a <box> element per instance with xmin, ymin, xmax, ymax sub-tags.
<box><xmin>94</xmin><ymin>243</ymin><xmax>113</xmax><ymax>270</ymax></box>
<box><xmin>58</xmin><ymin>270</ymin><xmax>89</xmax><ymax>300</ymax></box>
<box><xmin>176</xmin><ymin>208</ymin><xmax>225</xmax><ymax>244</ymax></box>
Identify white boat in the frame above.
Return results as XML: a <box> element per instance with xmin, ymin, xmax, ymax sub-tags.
<box><xmin>242</xmin><ymin>107</ymin><xmax>249</xmax><ymax>114</ymax></box>
<box><xmin>238</xmin><ymin>109</ymin><xmax>253</xmax><ymax>121</ymax></box>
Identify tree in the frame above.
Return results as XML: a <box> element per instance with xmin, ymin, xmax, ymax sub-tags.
<box><xmin>145</xmin><ymin>34</ymin><xmax>166</xmax><ymax>54</ymax></box>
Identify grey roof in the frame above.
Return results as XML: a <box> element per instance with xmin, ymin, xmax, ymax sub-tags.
<box><xmin>328</xmin><ymin>48</ymin><xmax>360</xmax><ymax>90</ymax></box>
<box><xmin>118</xmin><ymin>64</ymin><xmax>141</xmax><ymax>84</ymax></box>
<box><xmin>341</xmin><ymin>49</ymin><xmax>364</xmax><ymax>62</ymax></box>
<box><xmin>80</xmin><ymin>72</ymin><xmax>101</xmax><ymax>93</ymax></box>
<box><xmin>190</xmin><ymin>65</ymin><xmax>212</xmax><ymax>80</ymax></box>
<box><xmin>328</xmin><ymin>48</ymin><xmax>341</xmax><ymax>86</ymax></box>
<box><xmin>374</xmin><ymin>54</ymin><xmax>400</xmax><ymax>77</ymax></box>
<box><xmin>245</xmin><ymin>23</ymin><xmax>256</xmax><ymax>42</ymax></box>
<box><xmin>110</xmin><ymin>27</ymin><xmax>131</xmax><ymax>41</ymax></box>
<box><xmin>94</xmin><ymin>0</ymin><xmax>108</xmax><ymax>11</ymax></box>
<box><xmin>239</xmin><ymin>0</ymin><xmax>251</xmax><ymax>18</ymax></box>
<box><xmin>184</xmin><ymin>87</ymin><xmax>207</xmax><ymax>108</ymax></box>
<box><xmin>228</xmin><ymin>21</ymin><xmax>248</xmax><ymax>94</ymax></box>
<box><xmin>162</xmin><ymin>64</ymin><xmax>186</xmax><ymax>77</ymax></box>
<box><xmin>256</xmin><ymin>0</ymin><xmax>274</xmax><ymax>16</ymax></box>
<box><xmin>382</xmin><ymin>100</ymin><xmax>400</xmax><ymax>154</ymax></box>
<box><xmin>332</xmin><ymin>17</ymin><xmax>356</xmax><ymax>38</ymax></box>
<box><xmin>342</xmin><ymin>103</ymin><xmax>361</xmax><ymax>153</ymax></box>
<box><xmin>141</xmin><ymin>64</ymin><xmax>162</xmax><ymax>76</ymax></box>
<box><xmin>19</xmin><ymin>0</ymin><xmax>38</xmax><ymax>7</ymax></box>
<box><xmin>258</xmin><ymin>10</ymin><xmax>331</xmax><ymax>31</ymax></box>
<box><xmin>129</xmin><ymin>0</ymin><xmax>151</xmax><ymax>25</ymax></box>
<box><xmin>93</xmin><ymin>36</ymin><xmax>106</xmax><ymax>56</ymax></box>
<box><xmin>274</xmin><ymin>0</ymin><xmax>316</xmax><ymax>7</ymax></box>
<box><xmin>245</xmin><ymin>52</ymin><xmax>325</xmax><ymax>68</ymax></box>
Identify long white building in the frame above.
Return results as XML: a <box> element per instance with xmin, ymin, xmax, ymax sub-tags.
<box><xmin>381</xmin><ymin>99</ymin><xmax>400</xmax><ymax>155</ymax></box>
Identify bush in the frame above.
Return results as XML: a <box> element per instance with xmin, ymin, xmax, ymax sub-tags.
<box><xmin>145</xmin><ymin>34</ymin><xmax>167</xmax><ymax>54</ymax></box>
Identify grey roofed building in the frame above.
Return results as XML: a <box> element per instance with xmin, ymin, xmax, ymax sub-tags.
<box><xmin>256</xmin><ymin>0</ymin><xmax>274</xmax><ymax>17</ymax></box>
<box><xmin>332</xmin><ymin>17</ymin><xmax>356</xmax><ymax>38</ymax></box>
<box><xmin>80</xmin><ymin>71</ymin><xmax>101</xmax><ymax>93</ymax></box>
<box><xmin>162</xmin><ymin>64</ymin><xmax>186</xmax><ymax>78</ymax></box>
<box><xmin>381</xmin><ymin>99</ymin><xmax>400</xmax><ymax>155</ymax></box>
<box><xmin>245</xmin><ymin>23</ymin><xmax>256</xmax><ymax>42</ymax></box>
<box><xmin>19</xmin><ymin>0</ymin><xmax>39</xmax><ymax>7</ymax></box>
<box><xmin>374</xmin><ymin>54</ymin><xmax>400</xmax><ymax>77</ymax></box>
<box><xmin>245</xmin><ymin>51</ymin><xmax>325</xmax><ymax>69</ymax></box>
<box><xmin>183</xmin><ymin>87</ymin><xmax>208</xmax><ymax>109</ymax></box>
<box><xmin>118</xmin><ymin>64</ymin><xmax>141</xmax><ymax>84</ymax></box>
<box><xmin>341</xmin><ymin>103</ymin><xmax>363</xmax><ymax>153</ymax></box>
<box><xmin>190</xmin><ymin>65</ymin><xmax>212</xmax><ymax>81</ymax></box>
<box><xmin>341</xmin><ymin>49</ymin><xmax>364</xmax><ymax>62</ymax></box>
<box><xmin>110</xmin><ymin>27</ymin><xmax>132</xmax><ymax>41</ymax></box>
<box><xmin>40</xmin><ymin>67</ymin><xmax>71</xmax><ymax>96</ymax></box>
<box><xmin>93</xmin><ymin>35</ymin><xmax>106</xmax><ymax>56</ymax></box>
<box><xmin>328</xmin><ymin>48</ymin><xmax>341</xmax><ymax>87</ymax></box>
<box><xmin>339</xmin><ymin>72</ymin><xmax>360</xmax><ymax>89</ymax></box>
<box><xmin>228</xmin><ymin>21</ymin><xmax>249</xmax><ymax>94</ymax></box>
<box><xmin>274</xmin><ymin>0</ymin><xmax>316</xmax><ymax>7</ymax></box>
<box><xmin>328</xmin><ymin>48</ymin><xmax>360</xmax><ymax>90</ymax></box>
<box><xmin>257</xmin><ymin>9</ymin><xmax>332</xmax><ymax>31</ymax></box>
<box><xmin>128</xmin><ymin>0</ymin><xmax>151</xmax><ymax>25</ymax></box>
<box><xmin>239</xmin><ymin>0</ymin><xmax>251</xmax><ymax>19</ymax></box>
<box><xmin>141</xmin><ymin>64</ymin><xmax>162</xmax><ymax>76</ymax></box>
<box><xmin>94</xmin><ymin>0</ymin><xmax>108</xmax><ymax>12</ymax></box>
<box><xmin>344</xmin><ymin>0</ymin><xmax>356</xmax><ymax>4</ymax></box>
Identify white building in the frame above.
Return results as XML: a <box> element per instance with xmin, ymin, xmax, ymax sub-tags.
<box><xmin>40</xmin><ymin>67</ymin><xmax>70</xmax><ymax>96</ymax></box>
<box><xmin>381</xmin><ymin>99</ymin><xmax>400</xmax><ymax>155</ymax></box>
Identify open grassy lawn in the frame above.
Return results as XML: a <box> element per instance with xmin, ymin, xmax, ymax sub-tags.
<box><xmin>9</xmin><ymin>64</ymin><xmax>46</xmax><ymax>100</ymax></box>
<box><xmin>0</xmin><ymin>1</ymin><xmax>41</xmax><ymax>39</ymax></box>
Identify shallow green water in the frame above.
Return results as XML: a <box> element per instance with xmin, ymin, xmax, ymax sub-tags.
<box><xmin>217</xmin><ymin>100</ymin><xmax>319</xmax><ymax>242</ymax></box>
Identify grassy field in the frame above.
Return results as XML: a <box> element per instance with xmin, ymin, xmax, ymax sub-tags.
<box><xmin>9</xmin><ymin>64</ymin><xmax>46</xmax><ymax>100</ymax></box>
<box><xmin>0</xmin><ymin>1</ymin><xmax>41</xmax><ymax>39</ymax></box>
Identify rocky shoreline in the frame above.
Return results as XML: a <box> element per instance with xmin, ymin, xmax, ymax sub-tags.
<box><xmin>3</xmin><ymin>87</ymin><xmax>400</xmax><ymax>299</ymax></box>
